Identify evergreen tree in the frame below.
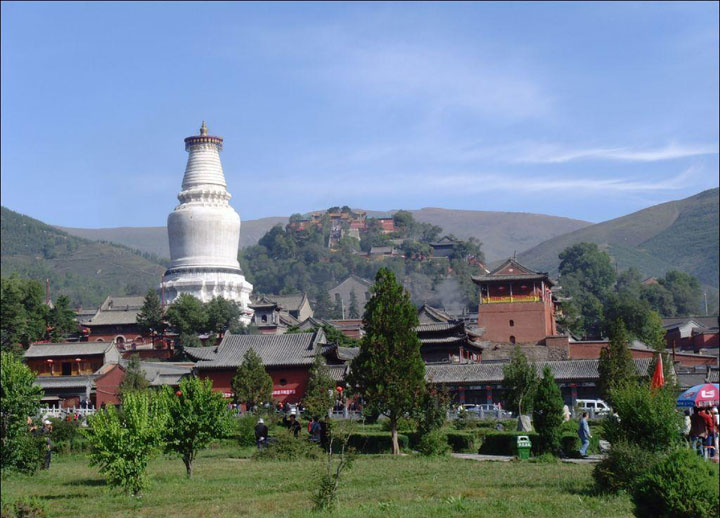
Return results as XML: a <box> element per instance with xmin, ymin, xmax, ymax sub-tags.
<box><xmin>160</xmin><ymin>376</ymin><xmax>232</xmax><ymax>478</ymax></box>
<box><xmin>532</xmin><ymin>366</ymin><xmax>564</xmax><ymax>455</ymax></box>
<box><xmin>313</xmin><ymin>289</ymin><xmax>335</xmax><ymax>320</ymax></box>
<box><xmin>598</xmin><ymin>319</ymin><xmax>637</xmax><ymax>404</ymax></box>
<box><xmin>0</xmin><ymin>277</ymin><xmax>48</xmax><ymax>352</ymax></box>
<box><xmin>165</xmin><ymin>293</ymin><xmax>208</xmax><ymax>335</ymax></box>
<box><xmin>1</xmin><ymin>351</ymin><xmax>44</xmax><ymax>474</ymax></box>
<box><xmin>502</xmin><ymin>346</ymin><xmax>538</xmax><ymax>416</ymax></box>
<box><xmin>346</xmin><ymin>268</ymin><xmax>426</xmax><ymax>454</ymax></box>
<box><xmin>348</xmin><ymin>290</ymin><xmax>360</xmax><ymax>319</ymax></box>
<box><xmin>136</xmin><ymin>289</ymin><xmax>165</xmax><ymax>347</ymax></box>
<box><xmin>46</xmin><ymin>295</ymin><xmax>78</xmax><ymax>342</ymax></box>
<box><xmin>303</xmin><ymin>353</ymin><xmax>335</xmax><ymax>418</ymax></box>
<box><xmin>231</xmin><ymin>349</ymin><xmax>273</xmax><ymax>408</ymax></box>
<box><xmin>118</xmin><ymin>354</ymin><xmax>149</xmax><ymax>400</ymax></box>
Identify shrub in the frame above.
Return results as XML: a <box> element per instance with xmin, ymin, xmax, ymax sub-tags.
<box><xmin>445</xmin><ymin>432</ymin><xmax>476</xmax><ymax>453</ymax></box>
<box><xmin>48</xmin><ymin>418</ymin><xmax>89</xmax><ymax>454</ymax></box>
<box><xmin>345</xmin><ymin>432</ymin><xmax>409</xmax><ymax>454</ymax></box>
<box><xmin>381</xmin><ymin>416</ymin><xmax>415</xmax><ymax>434</ymax></box>
<box><xmin>593</xmin><ymin>441</ymin><xmax>660</xmax><ymax>494</ymax></box>
<box><xmin>604</xmin><ymin>383</ymin><xmax>681</xmax><ymax>452</ymax></box>
<box><xmin>478</xmin><ymin>431</ymin><xmax>540</xmax><ymax>456</ymax></box>
<box><xmin>0</xmin><ymin>498</ymin><xmax>47</xmax><ymax>518</ymax></box>
<box><xmin>252</xmin><ymin>432</ymin><xmax>322</xmax><ymax>461</ymax></box>
<box><xmin>416</xmin><ymin>429</ymin><xmax>450</xmax><ymax>456</ymax></box>
<box><xmin>560</xmin><ymin>432</ymin><xmax>600</xmax><ymax>457</ymax></box>
<box><xmin>234</xmin><ymin>414</ymin><xmax>258</xmax><ymax>447</ymax></box>
<box><xmin>632</xmin><ymin>448</ymin><xmax>719</xmax><ymax>518</ymax></box>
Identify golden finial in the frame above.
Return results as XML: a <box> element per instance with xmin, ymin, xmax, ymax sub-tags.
<box><xmin>200</xmin><ymin>121</ymin><xmax>208</xmax><ymax>136</ymax></box>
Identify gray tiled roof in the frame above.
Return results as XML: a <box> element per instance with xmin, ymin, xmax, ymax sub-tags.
<box><xmin>267</xmin><ymin>294</ymin><xmax>306</xmax><ymax>312</ymax></box>
<box><xmin>425</xmin><ymin>359</ymin><xmax>653</xmax><ymax>384</ymax></box>
<box><xmin>187</xmin><ymin>329</ymin><xmax>327</xmax><ymax>369</ymax></box>
<box><xmin>84</xmin><ymin>295</ymin><xmax>145</xmax><ymax>326</ymax></box>
<box><xmin>707</xmin><ymin>367</ymin><xmax>719</xmax><ymax>384</ymax></box>
<box><xmin>662</xmin><ymin>316</ymin><xmax>719</xmax><ymax>329</ymax></box>
<box><xmin>328</xmin><ymin>364</ymin><xmax>347</xmax><ymax>382</ymax></box>
<box><xmin>336</xmin><ymin>347</ymin><xmax>360</xmax><ymax>361</ymax></box>
<box><xmin>25</xmin><ymin>342</ymin><xmax>111</xmax><ymax>358</ymax></box>
<box><xmin>417</xmin><ymin>304</ymin><xmax>454</xmax><ymax>323</ymax></box>
<box><xmin>416</xmin><ymin>322</ymin><xmax>456</xmax><ymax>332</ymax></box>
<box><xmin>34</xmin><ymin>376</ymin><xmax>95</xmax><ymax>389</ymax></box>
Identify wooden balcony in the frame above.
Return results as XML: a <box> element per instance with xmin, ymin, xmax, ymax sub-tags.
<box><xmin>481</xmin><ymin>295</ymin><xmax>541</xmax><ymax>304</ymax></box>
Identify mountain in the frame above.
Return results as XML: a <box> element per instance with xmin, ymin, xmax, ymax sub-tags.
<box><xmin>1</xmin><ymin>207</ymin><xmax>167</xmax><ymax>308</ymax></box>
<box><xmin>58</xmin><ymin>217</ymin><xmax>288</xmax><ymax>259</ymax></box>
<box><xmin>517</xmin><ymin>188</ymin><xmax>719</xmax><ymax>287</ymax></box>
<box><xmin>57</xmin><ymin>210</ymin><xmax>590</xmax><ymax>262</ymax></box>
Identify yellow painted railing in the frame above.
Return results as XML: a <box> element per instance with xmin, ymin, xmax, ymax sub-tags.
<box><xmin>482</xmin><ymin>295</ymin><xmax>541</xmax><ymax>304</ymax></box>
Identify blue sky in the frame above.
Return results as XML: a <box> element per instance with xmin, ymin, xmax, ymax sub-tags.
<box><xmin>2</xmin><ymin>2</ymin><xmax>718</xmax><ymax>227</ymax></box>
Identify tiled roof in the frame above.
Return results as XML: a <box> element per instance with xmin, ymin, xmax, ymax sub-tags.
<box><xmin>187</xmin><ymin>329</ymin><xmax>327</xmax><ymax>369</ymax></box>
<box><xmin>34</xmin><ymin>376</ymin><xmax>95</xmax><ymax>389</ymax></box>
<box><xmin>84</xmin><ymin>295</ymin><xmax>145</xmax><ymax>326</ymax></box>
<box><xmin>471</xmin><ymin>258</ymin><xmax>552</xmax><ymax>285</ymax></box>
<box><xmin>100</xmin><ymin>295</ymin><xmax>146</xmax><ymax>311</ymax></box>
<box><xmin>25</xmin><ymin>342</ymin><xmax>111</xmax><ymax>358</ymax></box>
<box><xmin>707</xmin><ymin>367</ymin><xmax>719</xmax><ymax>384</ymax></box>
<box><xmin>662</xmin><ymin>316</ymin><xmax>719</xmax><ymax>329</ymax></box>
<box><xmin>425</xmin><ymin>359</ymin><xmax>653</xmax><ymax>384</ymax></box>
<box><xmin>336</xmin><ymin>346</ymin><xmax>360</xmax><ymax>361</ymax></box>
<box><xmin>417</xmin><ymin>304</ymin><xmax>454</xmax><ymax>323</ymax></box>
<box><xmin>328</xmin><ymin>364</ymin><xmax>347</xmax><ymax>382</ymax></box>
<box><xmin>267</xmin><ymin>294</ymin><xmax>307</xmax><ymax>312</ymax></box>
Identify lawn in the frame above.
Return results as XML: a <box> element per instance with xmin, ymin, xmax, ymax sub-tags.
<box><xmin>1</xmin><ymin>443</ymin><xmax>633</xmax><ymax>518</ymax></box>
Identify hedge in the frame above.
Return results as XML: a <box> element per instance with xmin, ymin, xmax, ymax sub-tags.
<box><xmin>346</xmin><ymin>432</ymin><xmax>409</xmax><ymax>454</ymax></box>
<box><xmin>445</xmin><ymin>432</ymin><xmax>476</xmax><ymax>453</ymax></box>
<box><xmin>476</xmin><ymin>431</ymin><xmax>599</xmax><ymax>457</ymax></box>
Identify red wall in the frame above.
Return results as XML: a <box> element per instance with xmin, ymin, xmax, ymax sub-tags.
<box><xmin>94</xmin><ymin>364</ymin><xmax>125</xmax><ymax>408</ymax></box>
<box><xmin>197</xmin><ymin>366</ymin><xmax>312</xmax><ymax>404</ymax></box>
<box><xmin>478</xmin><ymin>302</ymin><xmax>552</xmax><ymax>344</ymax></box>
<box><xmin>569</xmin><ymin>342</ymin><xmax>717</xmax><ymax>367</ymax></box>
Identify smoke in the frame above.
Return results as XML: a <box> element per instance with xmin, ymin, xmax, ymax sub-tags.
<box><xmin>430</xmin><ymin>278</ymin><xmax>467</xmax><ymax>315</ymax></box>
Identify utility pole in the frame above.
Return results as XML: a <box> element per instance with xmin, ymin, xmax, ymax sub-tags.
<box><xmin>704</xmin><ymin>291</ymin><xmax>708</xmax><ymax>316</ymax></box>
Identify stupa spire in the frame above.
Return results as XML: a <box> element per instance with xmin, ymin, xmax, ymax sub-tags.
<box><xmin>200</xmin><ymin>120</ymin><xmax>208</xmax><ymax>136</ymax></box>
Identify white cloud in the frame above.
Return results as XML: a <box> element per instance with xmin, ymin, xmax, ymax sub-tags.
<box><xmin>505</xmin><ymin>142</ymin><xmax>718</xmax><ymax>164</ymax></box>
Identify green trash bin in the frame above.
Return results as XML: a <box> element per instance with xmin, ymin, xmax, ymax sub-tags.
<box><xmin>516</xmin><ymin>435</ymin><xmax>531</xmax><ymax>460</ymax></box>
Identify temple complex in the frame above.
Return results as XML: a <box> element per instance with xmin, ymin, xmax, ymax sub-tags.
<box><xmin>161</xmin><ymin>122</ymin><xmax>253</xmax><ymax>323</ymax></box>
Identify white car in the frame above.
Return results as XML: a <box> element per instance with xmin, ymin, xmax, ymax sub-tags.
<box><xmin>576</xmin><ymin>399</ymin><xmax>612</xmax><ymax>416</ymax></box>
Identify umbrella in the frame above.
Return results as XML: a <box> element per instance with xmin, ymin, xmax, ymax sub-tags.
<box><xmin>676</xmin><ymin>384</ymin><xmax>720</xmax><ymax>408</ymax></box>
<box><xmin>650</xmin><ymin>354</ymin><xmax>664</xmax><ymax>389</ymax></box>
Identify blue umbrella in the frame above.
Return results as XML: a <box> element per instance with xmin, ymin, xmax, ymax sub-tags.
<box><xmin>677</xmin><ymin>383</ymin><xmax>720</xmax><ymax>408</ymax></box>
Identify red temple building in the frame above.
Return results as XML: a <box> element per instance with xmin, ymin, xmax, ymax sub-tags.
<box><xmin>472</xmin><ymin>258</ymin><xmax>558</xmax><ymax>345</ymax></box>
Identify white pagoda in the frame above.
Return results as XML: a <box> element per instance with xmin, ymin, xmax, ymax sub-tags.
<box><xmin>161</xmin><ymin>122</ymin><xmax>253</xmax><ymax>323</ymax></box>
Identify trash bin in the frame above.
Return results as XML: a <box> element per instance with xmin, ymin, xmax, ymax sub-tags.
<box><xmin>516</xmin><ymin>435</ymin><xmax>531</xmax><ymax>460</ymax></box>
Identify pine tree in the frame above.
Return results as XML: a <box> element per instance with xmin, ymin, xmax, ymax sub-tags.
<box><xmin>119</xmin><ymin>354</ymin><xmax>149</xmax><ymax>400</ymax></box>
<box><xmin>346</xmin><ymin>268</ymin><xmax>426</xmax><ymax>454</ymax></box>
<box><xmin>231</xmin><ymin>349</ymin><xmax>273</xmax><ymax>408</ymax></box>
<box><xmin>136</xmin><ymin>289</ymin><xmax>165</xmax><ymax>347</ymax></box>
<box><xmin>532</xmin><ymin>366</ymin><xmax>564</xmax><ymax>455</ymax></box>
<box><xmin>303</xmin><ymin>353</ymin><xmax>335</xmax><ymax>418</ymax></box>
<box><xmin>46</xmin><ymin>295</ymin><xmax>78</xmax><ymax>342</ymax></box>
<box><xmin>348</xmin><ymin>290</ymin><xmax>360</xmax><ymax>319</ymax></box>
<box><xmin>598</xmin><ymin>319</ymin><xmax>637</xmax><ymax>403</ymax></box>
<box><xmin>502</xmin><ymin>346</ymin><xmax>538</xmax><ymax>416</ymax></box>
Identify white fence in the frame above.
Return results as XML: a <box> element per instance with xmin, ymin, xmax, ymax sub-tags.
<box><xmin>38</xmin><ymin>406</ymin><xmax>97</xmax><ymax>419</ymax></box>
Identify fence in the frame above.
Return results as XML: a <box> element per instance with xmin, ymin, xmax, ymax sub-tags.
<box><xmin>38</xmin><ymin>406</ymin><xmax>97</xmax><ymax>419</ymax></box>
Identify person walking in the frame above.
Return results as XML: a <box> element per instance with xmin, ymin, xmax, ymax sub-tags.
<box><xmin>699</xmin><ymin>407</ymin><xmax>715</xmax><ymax>458</ymax></box>
<box><xmin>254</xmin><ymin>418</ymin><xmax>269</xmax><ymax>450</ymax></box>
<box><xmin>42</xmin><ymin>420</ymin><xmax>53</xmax><ymax>469</ymax></box>
<box><xmin>310</xmin><ymin>416</ymin><xmax>322</xmax><ymax>443</ymax></box>
<box><xmin>577</xmin><ymin>412</ymin><xmax>592</xmax><ymax>458</ymax></box>
<box><xmin>690</xmin><ymin>406</ymin><xmax>708</xmax><ymax>457</ymax></box>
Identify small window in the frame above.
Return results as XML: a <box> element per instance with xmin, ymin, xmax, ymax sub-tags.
<box><xmin>62</xmin><ymin>362</ymin><xmax>72</xmax><ymax>376</ymax></box>
<box><xmin>261</xmin><ymin>314</ymin><xmax>268</xmax><ymax>323</ymax></box>
<box><xmin>509</xmin><ymin>336</ymin><xmax>516</xmax><ymax>344</ymax></box>
<box><xmin>509</xmin><ymin>320</ymin><xmax>514</xmax><ymax>327</ymax></box>
<box><xmin>587</xmin><ymin>402</ymin><xmax>595</xmax><ymax>409</ymax></box>
<box><xmin>279</xmin><ymin>378</ymin><xmax>287</xmax><ymax>386</ymax></box>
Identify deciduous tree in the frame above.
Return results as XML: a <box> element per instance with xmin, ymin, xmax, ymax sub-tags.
<box><xmin>160</xmin><ymin>377</ymin><xmax>232</xmax><ymax>478</ymax></box>
<box><xmin>136</xmin><ymin>289</ymin><xmax>165</xmax><ymax>347</ymax></box>
<box><xmin>118</xmin><ymin>354</ymin><xmax>149</xmax><ymax>400</ymax></box>
<box><xmin>347</xmin><ymin>268</ymin><xmax>426</xmax><ymax>454</ymax></box>
<box><xmin>84</xmin><ymin>390</ymin><xmax>167</xmax><ymax>496</ymax></box>
<box><xmin>1</xmin><ymin>351</ymin><xmax>44</xmax><ymax>474</ymax></box>
<box><xmin>502</xmin><ymin>346</ymin><xmax>538</xmax><ymax>416</ymax></box>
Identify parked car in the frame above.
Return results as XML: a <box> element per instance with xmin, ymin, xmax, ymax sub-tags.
<box><xmin>575</xmin><ymin>399</ymin><xmax>612</xmax><ymax>416</ymax></box>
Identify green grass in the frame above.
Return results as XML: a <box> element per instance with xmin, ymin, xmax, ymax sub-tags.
<box><xmin>1</xmin><ymin>443</ymin><xmax>633</xmax><ymax>518</ymax></box>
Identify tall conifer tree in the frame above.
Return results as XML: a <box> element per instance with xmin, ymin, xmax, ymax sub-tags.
<box><xmin>347</xmin><ymin>268</ymin><xmax>425</xmax><ymax>454</ymax></box>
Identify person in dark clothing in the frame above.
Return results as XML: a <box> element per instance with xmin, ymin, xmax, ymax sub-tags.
<box><xmin>310</xmin><ymin>416</ymin><xmax>322</xmax><ymax>443</ymax></box>
<box><xmin>319</xmin><ymin>417</ymin><xmax>330</xmax><ymax>449</ymax></box>
<box><xmin>287</xmin><ymin>413</ymin><xmax>301</xmax><ymax>438</ymax></box>
<box><xmin>254</xmin><ymin>418</ymin><xmax>269</xmax><ymax>450</ymax></box>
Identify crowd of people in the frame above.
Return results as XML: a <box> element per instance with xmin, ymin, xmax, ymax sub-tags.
<box><xmin>254</xmin><ymin>409</ymin><xmax>331</xmax><ymax>450</ymax></box>
<box><xmin>686</xmin><ymin>406</ymin><xmax>719</xmax><ymax>459</ymax></box>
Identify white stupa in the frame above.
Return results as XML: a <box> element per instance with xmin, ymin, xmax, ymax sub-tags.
<box><xmin>161</xmin><ymin>122</ymin><xmax>253</xmax><ymax>323</ymax></box>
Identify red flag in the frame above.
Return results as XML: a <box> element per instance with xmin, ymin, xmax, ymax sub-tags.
<box><xmin>651</xmin><ymin>353</ymin><xmax>665</xmax><ymax>389</ymax></box>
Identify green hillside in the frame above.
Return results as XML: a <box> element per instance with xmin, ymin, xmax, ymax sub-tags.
<box><xmin>518</xmin><ymin>188</ymin><xmax>719</xmax><ymax>287</ymax></box>
<box><xmin>57</xmin><ymin>209</ymin><xmax>590</xmax><ymax>262</ymax></box>
<box><xmin>1</xmin><ymin>207</ymin><xmax>167</xmax><ymax>308</ymax></box>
